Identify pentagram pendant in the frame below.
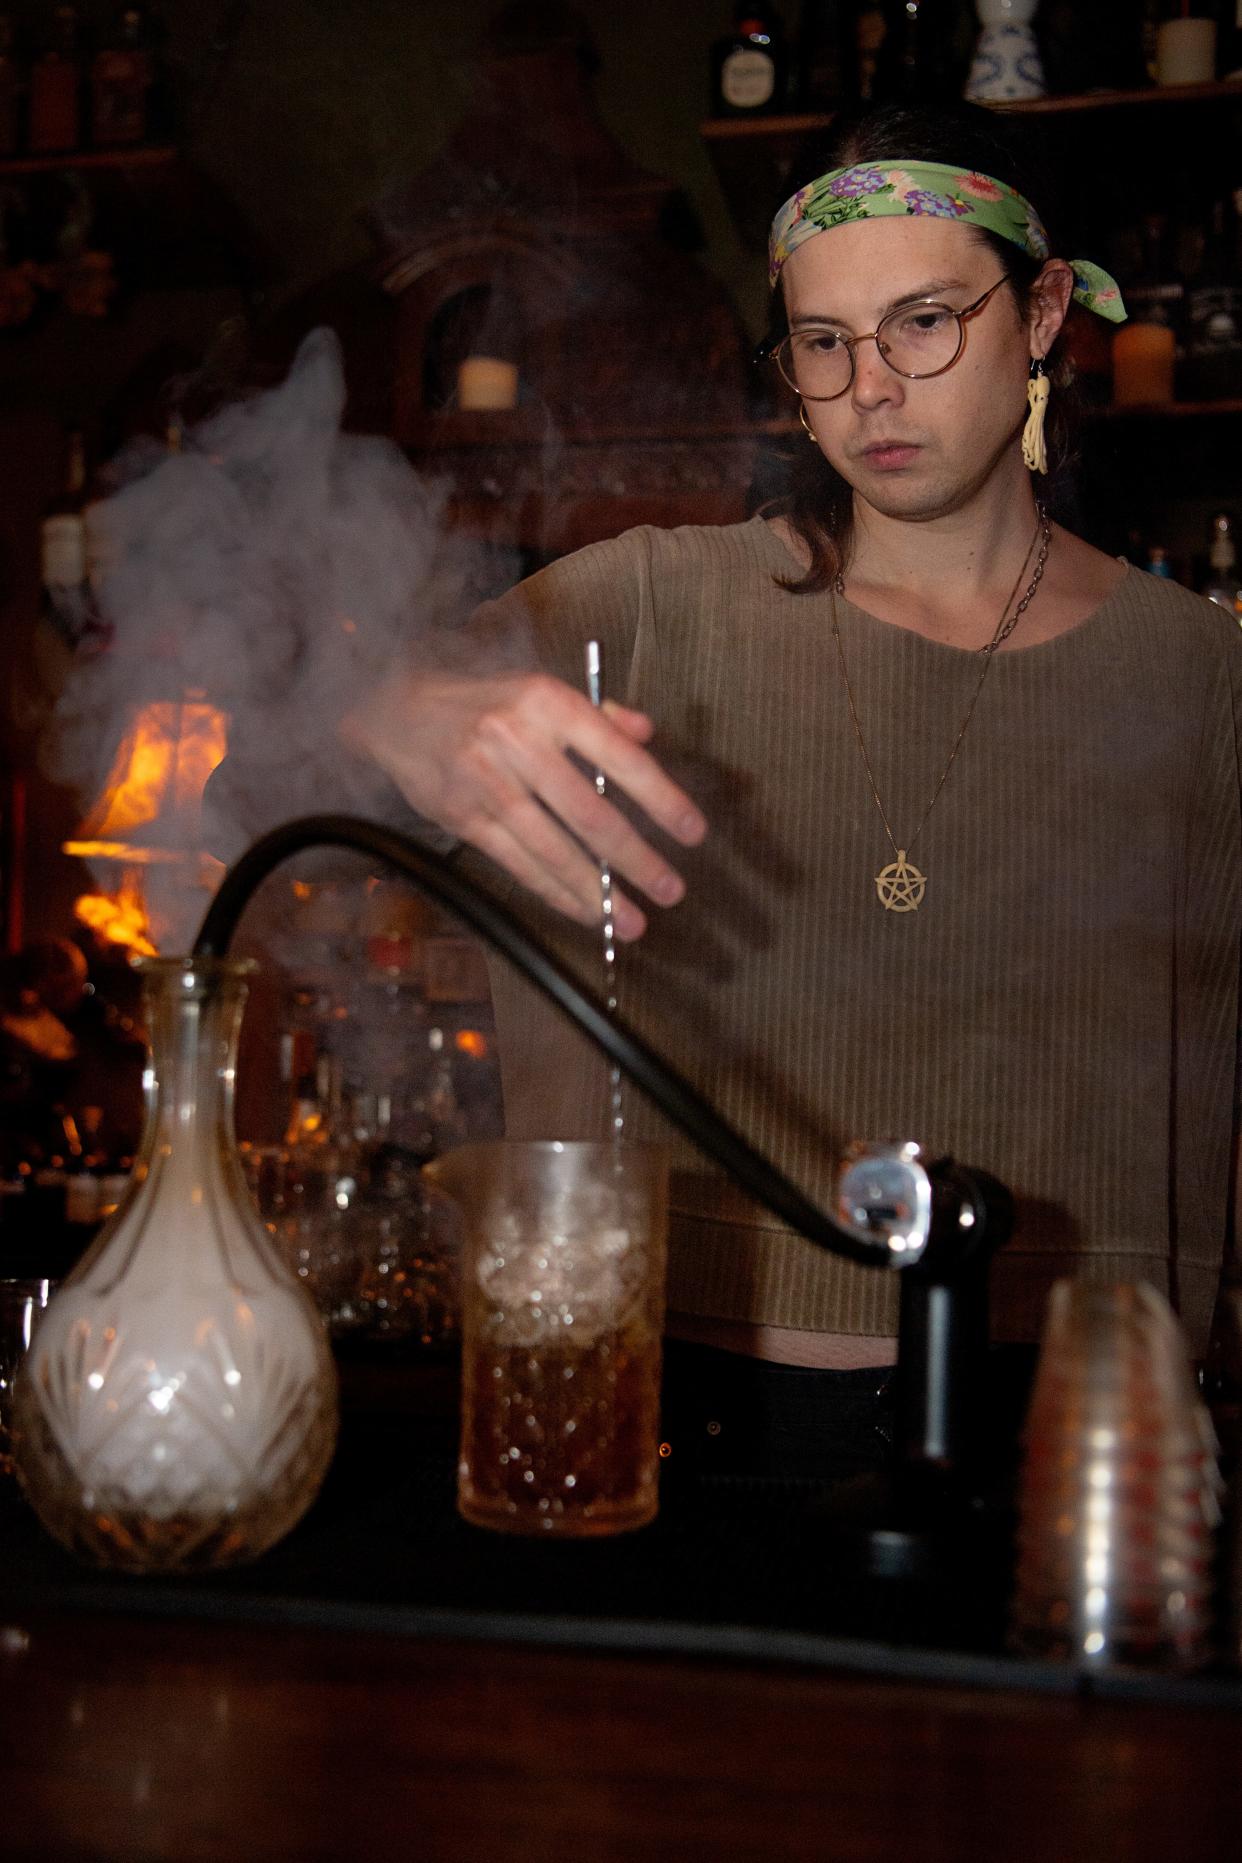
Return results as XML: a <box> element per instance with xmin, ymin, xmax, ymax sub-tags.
<box><xmin>875</xmin><ymin>850</ymin><xmax>926</xmax><ymax>913</ymax></box>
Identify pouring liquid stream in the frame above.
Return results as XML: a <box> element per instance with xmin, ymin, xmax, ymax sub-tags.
<box><xmin>585</xmin><ymin>641</ymin><xmax>624</xmax><ymax>1158</ymax></box>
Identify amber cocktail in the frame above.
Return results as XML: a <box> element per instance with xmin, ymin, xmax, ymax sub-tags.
<box><xmin>429</xmin><ymin>1140</ymin><xmax>668</xmax><ymax>1537</ymax></box>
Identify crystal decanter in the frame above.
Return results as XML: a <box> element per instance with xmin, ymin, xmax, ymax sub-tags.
<box><xmin>13</xmin><ymin>956</ymin><xmax>339</xmax><ymax>1572</ymax></box>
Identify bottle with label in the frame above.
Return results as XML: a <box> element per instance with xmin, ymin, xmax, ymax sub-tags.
<box><xmin>91</xmin><ymin>4</ymin><xmax>153</xmax><ymax>148</ymax></box>
<box><xmin>710</xmin><ymin>6</ymin><xmax>788</xmax><ymax>117</ymax></box>
<box><xmin>1200</xmin><ymin>511</ymin><xmax>1242</xmax><ymax>617</ymax></box>
<box><xmin>1181</xmin><ymin>192</ymin><xmax>1242</xmax><ymax>403</ymax></box>
<box><xmin>27</xmin><ymin>4</ymin><xmax>82</xmax><ymax>156</ymax></box>
<box><xmin>0</xmin><ymin>12</ymin><xmax>22</xmax><ymax>157</ymax></box>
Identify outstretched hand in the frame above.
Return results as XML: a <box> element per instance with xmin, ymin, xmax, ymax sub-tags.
<box><xmin>342</xmin><ymin>669</ymin><xmax>707</xmax><ymax>940</ymax></box>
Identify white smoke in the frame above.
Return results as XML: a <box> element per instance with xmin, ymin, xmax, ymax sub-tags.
<box><xmin>45</xmin><ymin>328</ymin><xmax>515</xmax><ymax>949</ymax></box>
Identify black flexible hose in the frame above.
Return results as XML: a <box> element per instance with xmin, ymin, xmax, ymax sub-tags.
<box><xmin>194</xmin><ymin>815</ymin><xmax>1009</xmax><ymax>1273</ymax></box>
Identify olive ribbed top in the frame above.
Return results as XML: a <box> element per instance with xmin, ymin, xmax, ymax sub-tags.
<box><xmin>466</xmin><ymin>518</ymin><xmax>1242</xmax><ymax>1353</ymax></box>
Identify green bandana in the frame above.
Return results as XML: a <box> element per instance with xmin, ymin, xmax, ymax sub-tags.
<box><xmin>769</xmin><ymin>160</ymin><xmax>1126</xmax><ymax>323</ymax></box>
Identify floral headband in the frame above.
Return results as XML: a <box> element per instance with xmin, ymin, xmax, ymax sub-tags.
<box><xmin>768</xmin><ymin>160</ymin><xmax>1126</xmax><ymax>323</ymax></box>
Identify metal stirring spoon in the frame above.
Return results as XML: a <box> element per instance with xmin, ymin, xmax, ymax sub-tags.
<box><xmin>585</xmin><ymin>639</ymin><xmax>624</xmax><ymax>1148</ymax></box>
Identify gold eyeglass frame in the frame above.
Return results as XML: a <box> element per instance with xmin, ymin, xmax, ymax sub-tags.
<box><xmin>762</xmin><ymin>273</ymin><xmax>1013</xmax><ymax>402</ymax></box>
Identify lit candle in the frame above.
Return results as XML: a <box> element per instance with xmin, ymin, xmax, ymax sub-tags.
<box><xmin>457</xmin><ymin>356</ymin><xmax>519</xmax><ymax>411</ymax></box>
<box><xmin>1112</xmin><ymin>323</ymin><xmax>1176</xmax><ymax>407</ymax></box>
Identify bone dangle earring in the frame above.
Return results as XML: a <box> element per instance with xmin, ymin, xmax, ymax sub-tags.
<box><xmin>1022</xmin><ymin>356</ymin><xmax>1050</xmax><ymax>474</ymax></box>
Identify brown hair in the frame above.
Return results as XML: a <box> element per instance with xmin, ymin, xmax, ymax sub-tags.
<box><xmin>765</xmin><ymin>102</ymin><xmax>1077</xmax><ymax>594</ymax></box>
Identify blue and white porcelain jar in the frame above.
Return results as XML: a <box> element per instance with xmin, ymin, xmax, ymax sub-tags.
<box><xmin>964</xmin><ymin>0</ymin><xmax>1046</xmax><ymax>102</ymax></box>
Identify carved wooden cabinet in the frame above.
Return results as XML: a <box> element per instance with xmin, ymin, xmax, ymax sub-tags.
<box><xmin>279</xmin><ymin>13</ymin><xmax>768</xmax><ymax>560</ymax></box>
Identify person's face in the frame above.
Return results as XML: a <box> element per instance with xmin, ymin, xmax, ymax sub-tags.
<box><xmin>780</xmin><ymin>216</ymin><xmax>1051</xmax><ymax>521</ymax></box>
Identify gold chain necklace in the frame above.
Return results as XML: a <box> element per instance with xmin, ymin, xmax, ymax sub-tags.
<box><xmin>832</xmin><ymin>505</ymin><xmax>1050</xmax><ymax>914</ymax></box>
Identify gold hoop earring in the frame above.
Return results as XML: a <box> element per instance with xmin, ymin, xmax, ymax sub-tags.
<box><xmin>798</xmin><ymin>400</ymin><xmax>819</xmax><ymax>444</ymax></box>
<box><xmin>1022</xmin><ymin>357</ymin><xmax>1050</xmax><ymax>474</ymax></box>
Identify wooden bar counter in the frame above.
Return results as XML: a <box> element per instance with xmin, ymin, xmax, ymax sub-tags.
<box><xmin>1</xmin><ymin>1356</ymin><xmax>1239</xmax><ymax>1861</ymax></box>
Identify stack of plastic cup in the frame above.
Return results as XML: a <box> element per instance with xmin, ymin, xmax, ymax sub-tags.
<box><xmin>1212</xmin><ymin>1282</ymin><xmax>1242</xmax><ymax>1669</ymax></box>
<box><xmin>1011</xmin><ymin>1280</ymin><xmax>1222</xmax><ymax>1671</ymax></box>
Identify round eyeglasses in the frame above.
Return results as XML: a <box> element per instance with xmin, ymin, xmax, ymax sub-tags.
<box><xmin>763</xmin><ymin>274</ymin><xmax>1013</xmax><ymax>402</ymax></box>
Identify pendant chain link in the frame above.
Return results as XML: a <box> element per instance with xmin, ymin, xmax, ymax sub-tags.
<box><xmin>831</xmin><ymin>505</ymin><xmax>1051</xmax><ymax>909</ymax></box>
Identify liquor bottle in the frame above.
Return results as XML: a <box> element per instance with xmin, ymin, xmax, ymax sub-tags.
<box><xmin>1181</xmin><ymin>193</ymin><xmax>1242</xmax><ymax>403</ymax></box>
<box><xmin>873</xmin><ymin>0</ymin><xmax>965</xmax><ymax>102</ymax></box>
<box><xmin>797</xmin><ymin>0</ymin><xmax>847</xmax><ymax>108</ymax></box>
<box><xmin>710</xmin><ymin>6</ymin><xmax>789</xmax><ymax>117</ymax></box>
<box><xmin>64</xmin><ymin>1103</ymin><xmax>129</xmax><ymax>1233</ymax></box>
<box><xmin>38</xmin><ymin>431</ymin><xmax>94</xmax><ymax>648</ymax></box>
<box><xmin>422</xmin><ymin>1027</ymin><xmax>468</xmax><ymax>1156</ymax></box>
<box><xmin>26</xmin><ymin>1104</ymin><xmax>85</xmax><ymax>1279</ymax></box>
<box><xmin>848</xmin><ymin>0</ymin><xmax>887</xmax><ymax>99</ymax></box>
<box><xmin>391</xmin><ymin>1027</ymin><xmax>468</xmax><ymax>1164</ymax></box>
<box><xmin>0</xmin><ymin>13</ymin><xmax>21</xmax><ymax>158</ymax></box>
<box><xmin>1200</xmin><ymin>511</ymin><xmax>1242</xmax><ymax>616</ymax></box>
<box><xmin>284</xmin><ymin>1067</ymin><xmax>332</xmax><ymax>1157</ymax></box>
<box><xmin>1112</xmin><ymin>214</ymin><xmax>1183</xmax><ymax>407</ymax></box>
<box><xmin>91</xmin><ymin>5</ymin><xmax>153</xmax><ymax>148</ymax></box>
<box><xmin>0</xmin><ymin>735</ymin><xmax>22</xmax><ymax>957</ymax></box>
<box><xmin>27</xmin><ymin>4</ymin><xmax>82</xmax><ymax>156</ymax></box>
<box><xmin>1223</xmin><ymin>0</ymin><xmax>1242</xmax><ymax>79</ymax></box>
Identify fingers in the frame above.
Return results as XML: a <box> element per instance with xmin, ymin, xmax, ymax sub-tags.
<box><xmin>568</xmin><ymin>698</ymin><xmax>707</xmax><ymax>848</ymax></box>
<box><xmin>478</xmin><ymin>681</ymin><xmax>706</xmax><ymax>867</ymax></box>
<box><xmin>601</xmin><ymin>699</ymin><xmax>655</xmax><ymax>743</ymax></box>
<box><xmin>475</xmin><ymin>707</ymin><xmax>685</xmax><ymax>907</ymax></box>
<box><xmin>349</xmin><ymin>669</ymin><xmax>703</xmax><ymax>942</ymax></box>
<box><xmin>473</xmin><ymin>759</ymin><xmax>653</xmax><ymax>937</ymax></box>
<box><xmin>469</xmin><ymin>807</ymin><xmax>649</xmax><ymax>942</ymax></box>
<box><xmin>505</xmin><ymin>789</ymin><xmax>651</xmax><ymax>938</ymax></box>
<box><xmin>526</xmin><ymin>747</ymin><xmax>688</xmax><ymax>908</ymax></box>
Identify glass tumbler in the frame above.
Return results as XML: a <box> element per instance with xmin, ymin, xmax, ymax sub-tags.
<box><xmin>427</xmin><ymin>1140</ymin><xmax>668</xmax><ymax>1537</ymax></box>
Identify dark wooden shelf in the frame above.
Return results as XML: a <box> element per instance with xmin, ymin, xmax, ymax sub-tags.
<box><xmin>0</xmin><ymin>144</ymin><xmax>178</xmax><ymax>178</ymax></box>
<box><xmin>997</xmin><ymin>77</ymin><xmax>1242</xmax><ymax>116</ymax></box>
<box><xmin>1099</xmin><ymin>398</ymin><xmax>1242</xmax><ymax>420</ymax></box>
<box><xmin>700</xmin><ymin>111</ymin><xmax>831</xmax><ymax>143</ymax></box>
<box><xmin>698</xmin><ymin>78</ymin><xmax>1242</xmax><ymax>144</ymax></box>
<box><xmin>701</xmin><ymin>80</ymin><xmax>1242</xmax><ymax>247</ymax></box>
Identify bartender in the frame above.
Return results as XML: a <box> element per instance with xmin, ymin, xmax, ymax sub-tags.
<box><xmin>239</xmin><ymin>102</ymin><xmax>1242</xmax><ymax>1479</ymax></box>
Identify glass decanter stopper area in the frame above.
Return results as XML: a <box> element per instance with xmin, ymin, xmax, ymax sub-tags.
<box><xmin>13</xmin><ymin>956</ymin><xmax>339</xmax><ymax>1573</ymax></box>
